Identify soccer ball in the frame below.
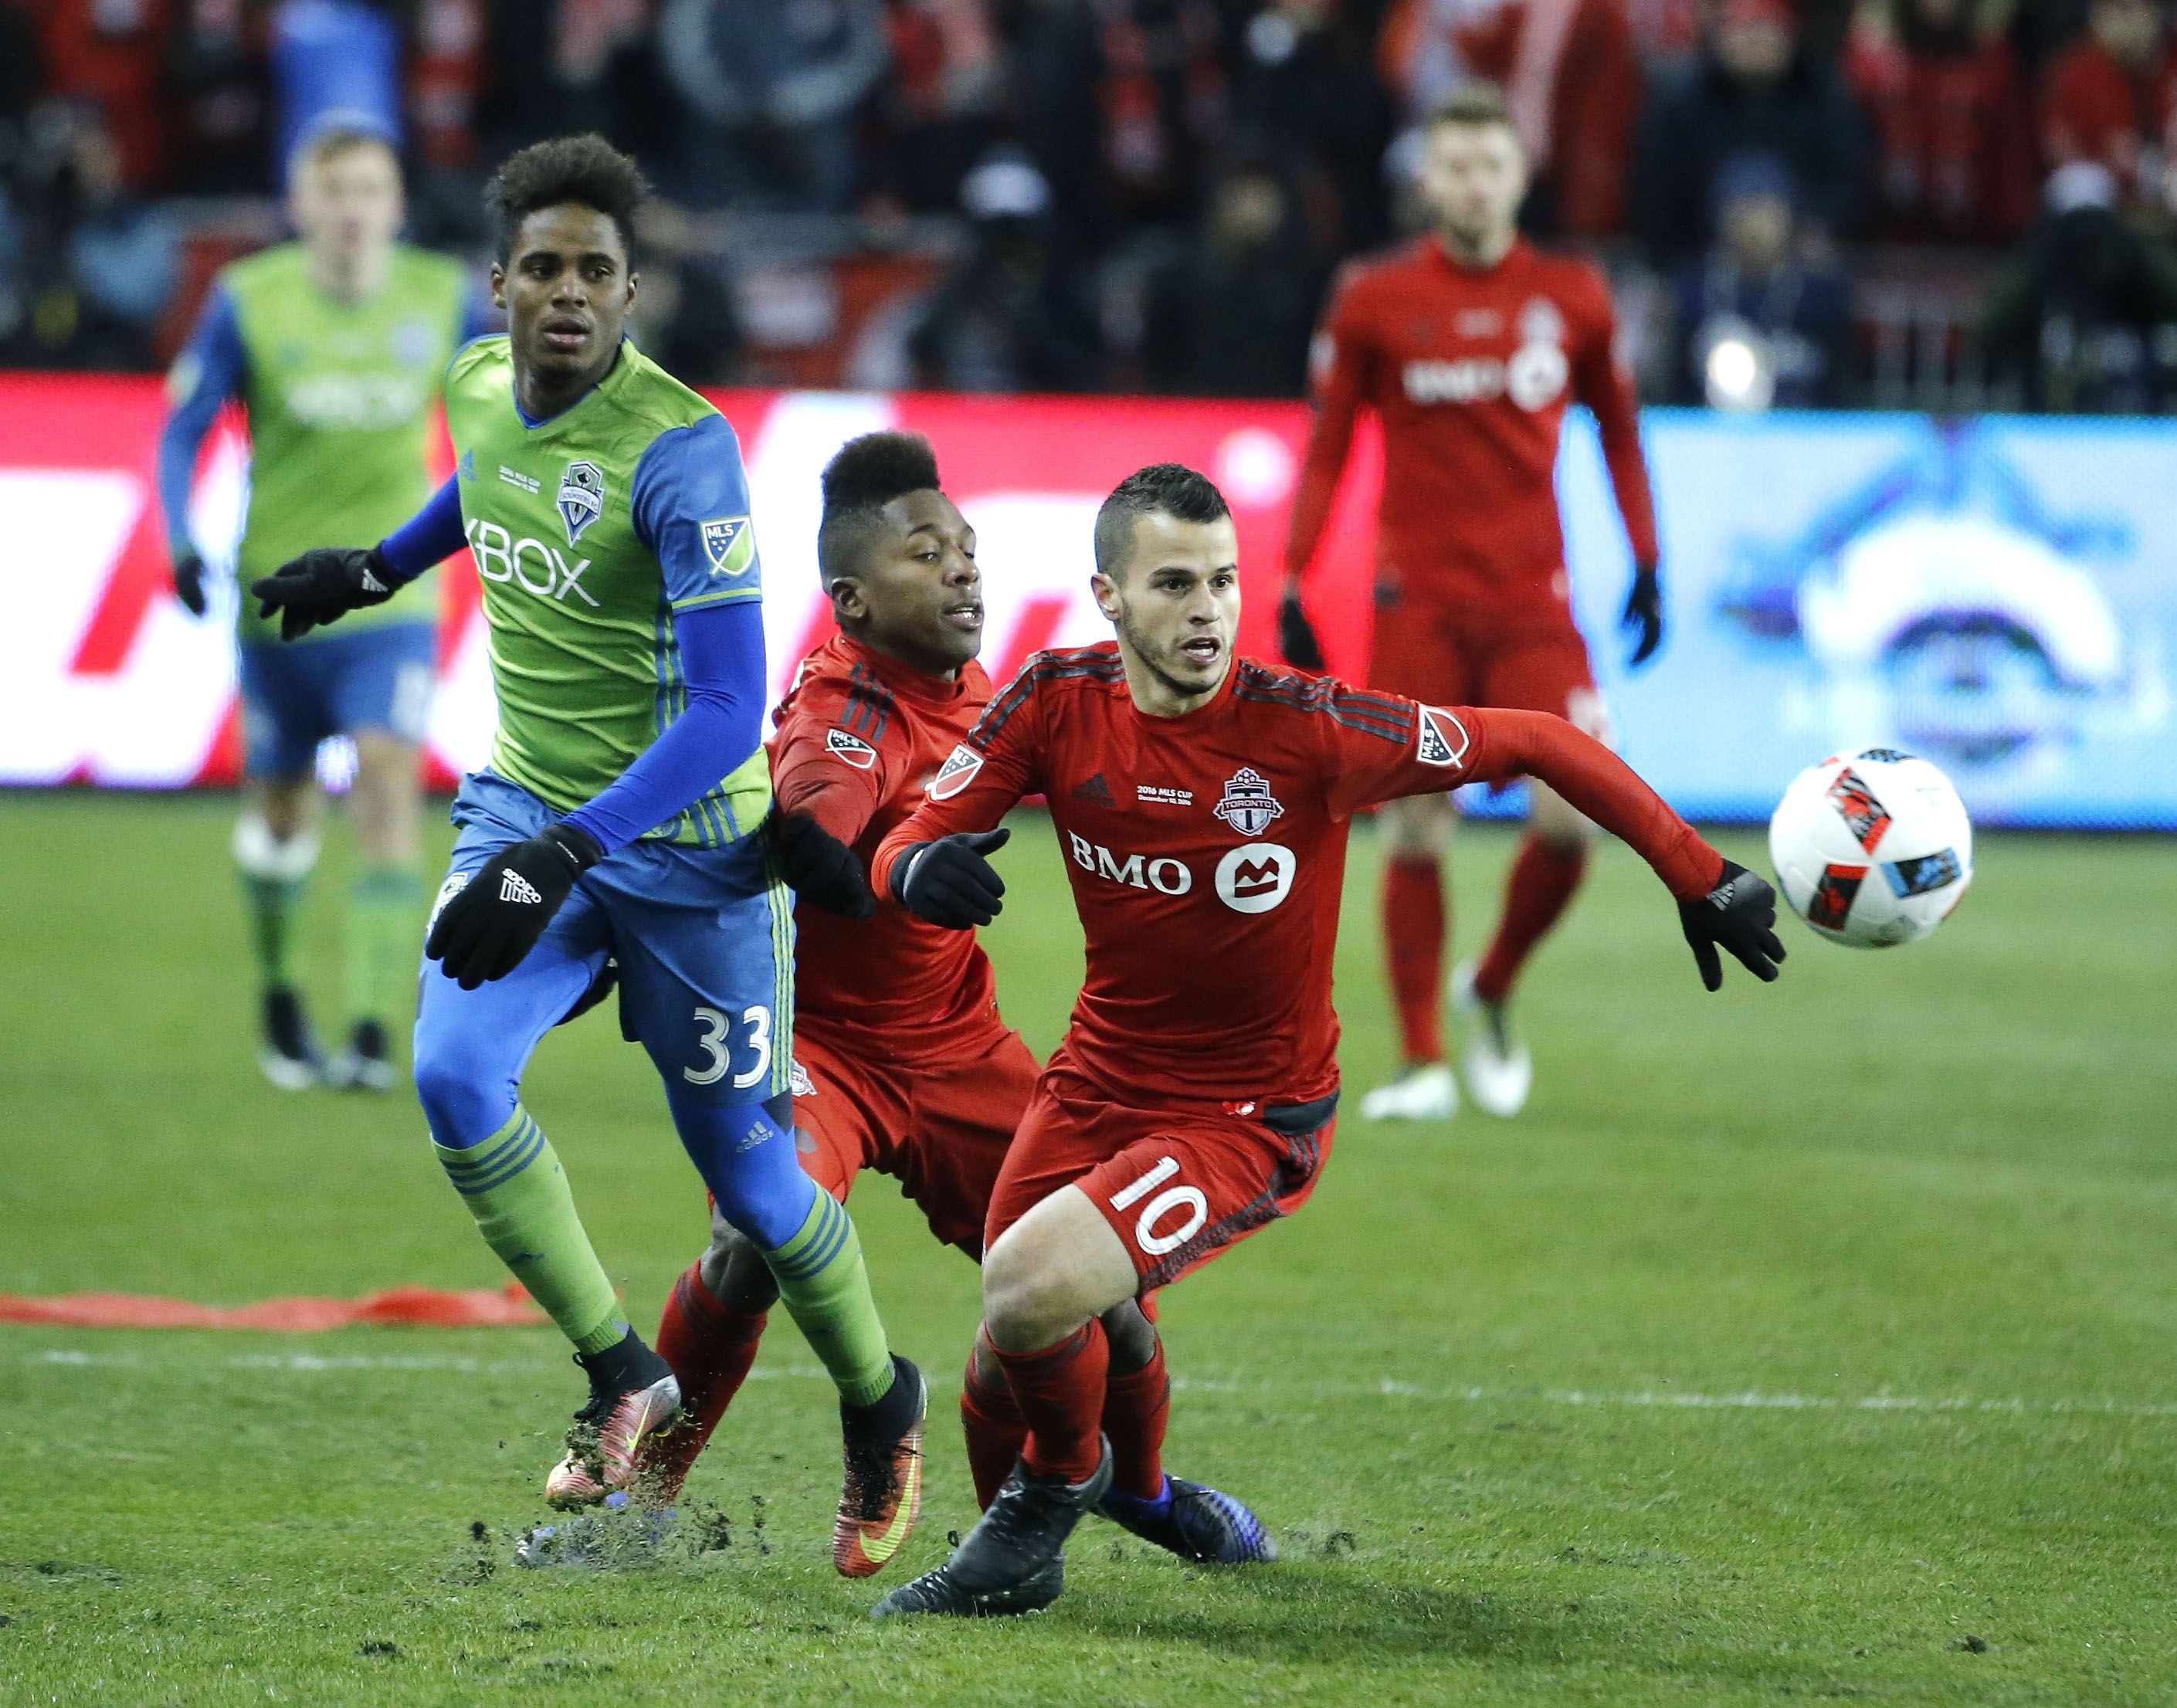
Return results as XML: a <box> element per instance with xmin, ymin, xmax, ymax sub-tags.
<box><xmin>1768</xmin><ymin>749</ymin><xmax>1973</xmax><ymax>948</ymax></box>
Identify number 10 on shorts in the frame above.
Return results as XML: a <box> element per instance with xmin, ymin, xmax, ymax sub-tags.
<box><xmin>1110</xmin><ymin>1155</ymin><xmax>1208</xmax><ymax>1256</ymax></box>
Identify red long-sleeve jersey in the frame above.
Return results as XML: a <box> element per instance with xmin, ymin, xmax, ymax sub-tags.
<box><xmin>770</xmin><ymin>632</ymin><xmax>1003</xmax><ymax>1061</ymax></box>
<box><xmin>873</xmin><ymin>646</ymin><xmax>1719</xmax><ymax>1108</ymax></box>
<box><xmin>1287</xmin><ymin>236</ymin><xmax>1658</xmax><ymax>621</ymax></box>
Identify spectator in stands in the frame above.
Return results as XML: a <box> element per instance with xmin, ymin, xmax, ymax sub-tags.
<box><xmin>1228</xmin><ymin>0</ymin><xmax>1397</xmax><ymax>253</ymax></box>
<box><xmin>1378</xmin><ymin>0</ymin><xmax>1644</xmax><ymax>236</ymax></box>
<box><xmin>2040</xmin><ymin>0</ymin><xmax>2177</xmax><ymax>215</ymax></box>
<box><xmin>1631</xmin><ymin>0</ymin><xmax>1874</xmax><ymax>259</ymax></box>
<box><xmin>660</xmin><ymin>0</ymin><xmax>890</xmax><ymax>212</ymax></box>
<box><xmin>2</xmin><ymin>103</ymin><xmax>178</xmax><ymax>369</ymax></box>
<box><xmin>874</xmin><ymin>0</ymin><xmax>1006</xmax><ymax>213</ymax></box>
<box><xmin>1844</xmin><ymin>0</ymin><xmax>2034</xmax><ymax>242</ymax></box>
<box><xmin>1985</xmin><ymin>159</ymin><xmax>2177</xmax><ymax>408</ymax></box>
<box><xmin>1142</xmin><ymin>156</ymin><xmax>1327</xmax><ymax>395</ymax></box>
<box><xmin>1670</xmin><ymin>150</ymin><xmax>1853</xmax><ymax>404</ymax></box>
<box><xmin>1010</xmin><ymin>0</ymin><xmax>1229</xmax><ymax>248</ymax></box>
<box><xmin>904</xmin><ymin>147</ymin><xmax>1104</xmax><ymax>391</ymax></box>
<box><xmin>164</xmin><ymin>0</ymin><xmax>272</xmax><ymax>195</ymax></box>
<box><xmin>30</xmin><ymin>0</ymin><xmax>170</xmax><ymax>189</ymax></box>
<box><xmin>626</xmin><ymin>199</ymin><xmax>744</xmax><ymax>385</ymax></box>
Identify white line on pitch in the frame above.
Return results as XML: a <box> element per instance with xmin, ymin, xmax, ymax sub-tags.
<box><xmin>20</xmin><ymin>1347</ymin><xmax>2177</xmax><ymax>1421</ymax></box>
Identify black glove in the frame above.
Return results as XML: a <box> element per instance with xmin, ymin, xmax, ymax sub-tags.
<box><xmin>172</xmin><ymin>550</ymin><xmax>209</xmax><ymax>618</ymax></box>
<box><xmin>426</xmin><ymin>823</ymin><xmax>602</xmax><ymax>990</ymax></box>
<box><xmin>1620</xmin><ymin>562</ymin><xmax>1664</xmax><ymax>669</ymax></box>
<box><xmin>1278</xmin><ymin>591</ymin><xmax>1326</xmax><ymax>673</ymax></box>
<box><xmin>250</xmin><ymin>545</ymin><xmax>399</xmax><ymax>642</ymax></box>
<box><xmin>891</xmin><ymin>827</ymin><xmax>1011</xmax><ymax>930</ymax></box>
<box><xmin>767</xmin><ymin>809</ymin><xmax>875</xmax><ymax>919</ymax></box>
<box><xmin>1678</xmin><ymin>859</ymin><xmax>1786</xmax><ymax>991</ymax></box>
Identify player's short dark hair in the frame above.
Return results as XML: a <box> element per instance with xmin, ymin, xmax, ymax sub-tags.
<box><xmin>1428</xmin><ymin>84</ymin><xmax>1515</xmax><ymax>132</ymax></box>
<box><xmin>1093</xmin><ymin>463</ymin><xmax>1232</xmax><ymax>581</ymax></box>
<box><xmin>484</xmin><ymin>134</ymin><xmax>650</xmax><ymax>264</ymax></box>
<box><xmin>816</xmin><ymin>432</ymin><xmax>944</xmax><ymax>588</ymax></box>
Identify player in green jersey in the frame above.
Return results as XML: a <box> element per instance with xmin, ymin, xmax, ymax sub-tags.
<box><xmin>158</xmin><ymin>120</ymin><xmax>489</xmax><ymax>1092</ymax></box>
<box><xmin>248</xmin><ymin>136</ymin><xmax>928</xmax><ymax>1571</ymax></box>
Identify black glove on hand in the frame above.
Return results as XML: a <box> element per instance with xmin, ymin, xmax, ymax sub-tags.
<box><xmin>1678</xmin><ymin>859</ymin><xmax>1787</xmax><ymax>991</ymax></box>
<box><xmin>172</xmin><ymin>550</ymin><xmax>209</xmax><ymax>618</ymax></box>
<box><xmin>768</xmin><ymin>809</ymin><xmax>875</xmax><ymax>919</ymax></box>
<box><xmin>1278</xmin><ymin>591</ymin><xmax>1326</xmax><ymax>673</ymax></box>
<box><xmin>426</xmin><ymin>823</ymin><xmax>602</xmax><ymax>990</ymax></box>
<box><xmin>1620</xmin><ymin>563</ymin><xmax>1664</xmax><ymax>669</ymax></box>
<box><xmin>891</xmin><ymin>827</ymin><xmax>1011</xmax><ymax>929</ymax></box>
<box><xmin>250</xmin><ymin>546</ymin><xmax>399</xmax><ymax>642</ymax></box>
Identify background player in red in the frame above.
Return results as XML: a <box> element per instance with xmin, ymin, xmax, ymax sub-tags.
<box><xmin>1281</xmin><ymin>84</ymin><xmax>1667</xmax><ymax>1124</ymax></box>
<box><xmin>866</xmin><ymin>464</ymin><xmax>1782</xmax><ymax>1619</ymax></box>
<box><xmin>596</xmin><ymin>434</ymin><xmax>1267</xmax><ymax>1575</ymax></box>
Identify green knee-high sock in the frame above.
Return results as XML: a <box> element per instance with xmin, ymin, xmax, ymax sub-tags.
<box><xmin>764</xmin><ymin>1192</ymin><xmax>895</xmax><ymax>1406</ymax></box>
<box><xmin>242</xmin><ymin>873</ymin><xmax>306</xmax><ymax>989</ymax></box>
<box><xmin>234</xmin><ymin>816</ymin><xmax>317</xmax><ymax>994</ymax></box>
<box><xmin>347</xmin><ymin>865</ymin><xmax>424</xmax><ymax>1029</ymax></box>
<box><xmin>436</xmin><ymin>1108</ymin><xmax>629</xmax><ymax>1354</ymax></box>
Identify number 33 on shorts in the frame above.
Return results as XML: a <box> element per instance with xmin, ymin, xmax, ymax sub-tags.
<box><xmin>685</xmin><ymin>1004</ymin><xmax>772</xmax><ymax>1090</ymax></box>
<box><xmin>1109</xmin><ymin>1156</ymin><xmax>1208</xmax><ymax>1256</ymax></box>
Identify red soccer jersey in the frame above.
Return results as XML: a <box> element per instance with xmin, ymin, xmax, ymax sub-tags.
<box><xmin>1286</xmin><ymin>236</ymin><xmax>1658</xmax><ymax>624</ymax></box>
<box><xmin>872</xmin><ymin>645</ymin><xmax>1719</xmax><ymax>1109</ymax></box>
<box><xmin>770</xmin><ymin>632</ymin><xmax>1003</xmax><ymax>1060</ymax></box>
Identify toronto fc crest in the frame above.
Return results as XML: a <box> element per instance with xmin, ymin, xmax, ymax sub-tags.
<box><xmin>1212</xmin><ymin>768</ymin><xmax>1285</xmax><ymax>837</ymax></box>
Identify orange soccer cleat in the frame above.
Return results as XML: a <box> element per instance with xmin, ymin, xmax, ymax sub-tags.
<box><xmin>832</xmin><ymin>1355</ymin><xmax>927</xmax><ymax>1578</ymax></box>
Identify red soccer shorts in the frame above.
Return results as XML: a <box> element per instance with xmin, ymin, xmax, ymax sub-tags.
<box><xmin>790</xmin><ymin>1021</ymin><xmax>1040</xmax><ymax>1258</ymax></box>
<box><xmin>1370</xmin><ymin>581</ymin><xmax>1612</xmax><ymax>743</ymax></box>
<box><xmin>984</xmin><ymin>1047</ymin><xmax>1339</xmax><ymax>1292</ymax></box>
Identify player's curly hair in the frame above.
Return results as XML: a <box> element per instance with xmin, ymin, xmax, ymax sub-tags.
<box><xmin>1093</xmin><ymin>463</ymin><xmax>1231</xmax><ymax>580</ymax></box>
<box><xmin>483</xmin><ymin>134</ymin><xmax>651</xmax><ymax>264</ymax></box>
<box><xmin>816</xmin><ymin>432</ymin><xmax>944</xmax><ymax>589</ymax></box>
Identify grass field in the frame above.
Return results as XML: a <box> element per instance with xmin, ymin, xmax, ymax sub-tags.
<box><xmin>2</xmin><ymin>790</ymin><xmax>2172</xmax><ymax>1706</ymax></box>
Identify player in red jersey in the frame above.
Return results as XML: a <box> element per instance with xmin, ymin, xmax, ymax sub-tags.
<box><xmin>866</xmin><ymin>464</ymin><xmax>1782</xmax><ymax>1618</ymax></box>
<box><xmin>1282</xmin><ymin>85</ymin><xmax>1667</xmax><ymax>1124</ymax></box>
<box><xmin>569</xmin><ymin>434</ymin><xmax>1267</xmax><ymax>1576</ymax></box>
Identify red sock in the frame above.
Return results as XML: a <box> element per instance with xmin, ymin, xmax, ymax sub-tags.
<box><xmin>960</xmin><ymin>1328</ymin><xmax>1029</xmax><ymax>1511</ymax></box>
<box><xmin>1473</xmin><ymin>836</ymin><xmax>1589</xmax><ymax>1004</ymax></box>
<box><xmin>646</xmin><ymin>1260</ymin><xmax>768</xmax><ymax>1500</ymax></box>
<box><xmin>1382</xmin><ymin>856</ymin><xmax>1446</xmax><ymax>1063</ymax></box>
<box><xmin>992</xmin><ymin>1320</ymin><xmax>1109</xmax><ymax>1486</ymax></box>
<box><xmin>1100</xmin><ymin>1334</ymin><xmax>1168</xmax><ymax>1500</ymax></box>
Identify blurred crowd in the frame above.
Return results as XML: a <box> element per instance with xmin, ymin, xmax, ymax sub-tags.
<box><xmin>6</xmin><ymin>0</ymin><xmax>2177</xmax><ymax>410</ymax></box>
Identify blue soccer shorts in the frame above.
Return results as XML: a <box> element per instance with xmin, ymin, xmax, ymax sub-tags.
<box><xmin>416</xmin><ymin>769</ymin><xmax>793</xmax><ymax>1105</ymax></box>
<box><xmin>237</xmin><ymin>621</ymin><xmax>438</xmax><ymax>780</ymax></box>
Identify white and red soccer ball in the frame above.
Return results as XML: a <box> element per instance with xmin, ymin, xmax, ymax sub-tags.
<box><xmin>1768</xmin><ymin>750</ymin><xmax>1974</xmax><ymax>948</ymax></box>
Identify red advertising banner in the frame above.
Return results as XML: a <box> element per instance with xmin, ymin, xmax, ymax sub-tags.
<box><xmin>1</xmin><ymin>376</ymin><xmax>1384</xmax><ymax>791</ymax></box>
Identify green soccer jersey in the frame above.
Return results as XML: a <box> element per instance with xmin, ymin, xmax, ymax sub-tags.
<box><xmin>163</xmin><ymin>242</ymin><xmax>473</xmax><ymax>643</ymax></box>
<box><xmin>442</xmin><ymin>337</ymin><xmax>771</xmax><ymax>847</ymax></box>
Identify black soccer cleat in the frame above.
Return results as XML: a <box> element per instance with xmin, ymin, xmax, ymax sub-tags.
<box><xmin>870</xmin><ymin>1439</ymin><xmax>1112</xmax><ymax>1619</ymax></box>
<box><xmin>257</xmin><ymin>986</ymin><xmax>324</xmax><ymax>1090</ymax></box>
<box><xmin>1100</xmin><ymin>1475</ymin><xmax>1278</xmax><ymax>1564</ymax></box>
<box><xmin>328</xmin><ymin>1019</ymin><xmax>397</xmax><ymax>1093</ymax></box>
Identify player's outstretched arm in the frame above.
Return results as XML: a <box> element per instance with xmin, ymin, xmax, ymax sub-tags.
<box><xmin>249</xmin><ymin>476</ymin><xmax>463</xmax><ymax>641</ymax></box>
<box><xmin>869</xmin><ymin>688</ymin><xmax>1043</xmax><ymax>927</ymax></box>
<box><xmin>1464</xmin><ymin>708</ymin><xmax>1783</xmax><ymax>988</ymax></box>
<box><xmin>889</xmin><ymin>829</ymin><xmax>1011</xmax><ymax>929</ymax></box>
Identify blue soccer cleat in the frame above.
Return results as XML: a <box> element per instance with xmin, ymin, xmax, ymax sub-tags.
<box><xmin>1099</xmin><ymin>1475</ymin><xmax>1277</xmax><ymax>1564</ymax></box>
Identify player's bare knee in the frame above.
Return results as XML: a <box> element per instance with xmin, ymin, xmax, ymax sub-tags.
<box><xmin>1382</xmin><ymin>795</ymin><xmax>1452</xmax><ymax>859</ymax></box>
<box><xmin>1528</xmin><ymin>787</ymin><xmax>1593</xmax><ymax>852</ymax></box>
<box><xmin>982</xmin><ymin>1234</ymin><xmax>1089</xmax><ymax>1352</ymax></box>
<box><xmin>700</xmin><ymin>1226</ymin><xmax>778</xmax><ymax>1315</ymax></box>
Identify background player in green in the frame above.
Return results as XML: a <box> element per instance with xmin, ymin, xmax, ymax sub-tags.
<box><xmin>249</xmin><ymin>136</ymin><xmax>930</xmax><ymax>1571</ymax></box>
<box><xmin>158</xmin><ymin>119</ymin><xmax>488</xmax><ymax>1092</ymax></box>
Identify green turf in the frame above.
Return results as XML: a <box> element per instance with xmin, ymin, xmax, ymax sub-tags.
<box><xmin>1</xmin><ymin>791</ymin><xmax>2171</xmax><ymax>1706</ymax></box>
